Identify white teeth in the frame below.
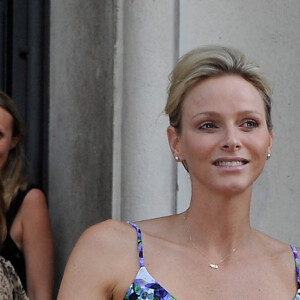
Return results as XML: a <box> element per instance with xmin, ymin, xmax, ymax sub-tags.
<box><xmin>214</xmin><ymin>161</ymin><xmax>244</xmax><ymax>166</ymax></box>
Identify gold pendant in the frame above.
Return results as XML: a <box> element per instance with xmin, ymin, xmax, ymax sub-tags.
<box><xmin>209</xmin><ymin>264</ymin><xmax>219</xmax><ymax>269</ymax></box>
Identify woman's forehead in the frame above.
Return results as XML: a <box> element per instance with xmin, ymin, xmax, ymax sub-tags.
<box><xmin>182</xmin><ymin>75</ymin><xmax>265</xmax><ymax>116</ymax></box>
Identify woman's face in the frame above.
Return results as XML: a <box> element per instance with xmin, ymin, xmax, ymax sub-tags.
<box><xmin>168</xmin><ymin>74</ymin><xmax>273</xmax><ymax>195</ymax></box>
<box><xmin>0</xmin><ymin>107</ymin><xmax>18</xmax><ymax>170</ymax></box>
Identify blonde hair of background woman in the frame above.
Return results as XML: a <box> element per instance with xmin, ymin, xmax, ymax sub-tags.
<box><xmin>0</xmin><ymin>91</ymin><xmax>28</xmax><ymax>208</ymax></box>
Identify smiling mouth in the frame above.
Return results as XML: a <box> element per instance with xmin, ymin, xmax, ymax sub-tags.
<box><xmin>213</xmin><ymin>160</ymin><xmax>248</xmax><ymax>167</ymax></box>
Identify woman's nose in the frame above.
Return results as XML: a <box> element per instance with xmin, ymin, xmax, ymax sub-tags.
<box><xmin>220</xmin><ymin>127</ymin><xmax>241</xmax><ymax>151</ymax></box>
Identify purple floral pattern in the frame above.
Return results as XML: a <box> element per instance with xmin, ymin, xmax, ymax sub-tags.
<box><xmin>124</xmin><ymin>222</ymin><xmax>175</xmax><ymax>299</ymax></box>
<box><xmin>124</xmin><ymin>266</ymin><xmax>176</xmax><ymax>299</ymax></box>
<box><xmin>291</xmin><ymin>244</ymin><xmax>300</xmax><ymax>299</ymax></box>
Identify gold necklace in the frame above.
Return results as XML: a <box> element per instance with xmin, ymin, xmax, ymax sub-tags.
<box><xmin>188</xmin><ymin>234</ymin><xmax>237</xmax><ymax>269</ymax></box>
<box><xmin>184</xmin><ymin>215</ymin><xmax>239</xmax><ymax>269</ymax></box>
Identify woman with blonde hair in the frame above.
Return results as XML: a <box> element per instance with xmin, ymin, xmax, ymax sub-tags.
<box><xmin>0</xmin><ymin>90</ymin><xmax>53</xmax><ymax>299</ymax></box>
<box><xmin>58</xmin><ymin>45</ymin><xmax>300</xmax><ymax>299</ymax></box>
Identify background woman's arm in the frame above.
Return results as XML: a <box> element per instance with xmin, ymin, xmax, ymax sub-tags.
<box><xmin>21</xmin><ymin>189</ymin><xmax>54</xmax><ymax>300</ymax></box>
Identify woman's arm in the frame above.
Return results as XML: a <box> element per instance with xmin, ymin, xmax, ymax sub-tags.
<box><xmin>21</xmin><ymin>189</ymin><xmax>54</xmax><ymax>300</ymax></box>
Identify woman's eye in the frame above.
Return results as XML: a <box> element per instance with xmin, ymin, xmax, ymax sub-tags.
<box><xmin>199</xmin><ymin>122</ymin><xmax>216</xmax><ymax>130</ymax></box>
<box><xmin>243</xmin><ymin>120</ymin><xmax>258</xmax><ymax>128</ymax></box>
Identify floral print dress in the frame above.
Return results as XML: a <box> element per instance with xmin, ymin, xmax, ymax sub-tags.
<box><xmin>124</xmin><ymin>222</ymin><xmax>300</xmax><ymax>300</ymax></box>
<box><xmin>0</xmin><ymin>256</ymin><xmax>28</xmax><ymax>300</ymax></box>
<box><xmin>291</xmin><ymin>244</ymin><xmax>300</xmax><ymax>299</ymax></box>
<box><xmin>124</xmin><ymin>222</ymin><xmax>176</xmax><ymax>300</ymax></box>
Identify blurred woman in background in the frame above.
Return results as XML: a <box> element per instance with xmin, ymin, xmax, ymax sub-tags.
<box><xmin>0</xmin><ymin>175</ymin><xmax>28</xmax><ymax>300</ymax></box>
<box><xmin>0</xmin><ymin>90</ymin><xmax>53</xmax><ymax>299</ymax></box>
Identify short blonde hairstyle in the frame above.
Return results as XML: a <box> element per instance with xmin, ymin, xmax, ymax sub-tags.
<box><xmin>165</xmin><ymin>45</ymin><xmax>272</xmax><ymax>133</ymax></box>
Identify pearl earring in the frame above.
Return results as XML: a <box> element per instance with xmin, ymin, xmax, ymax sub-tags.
<box><xmin>266</xmin><ymin>153</ymin><xmax>271</xmax><ymax>160</ymax></box>
<box><xmin>175</xmin><ymin>156</ymin><xmax>179</xmax><ymax>161</ymax></box>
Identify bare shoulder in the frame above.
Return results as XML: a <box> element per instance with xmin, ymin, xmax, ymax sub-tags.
<box><xmin>16</xmin><ymin>188</ymin><xmax>49</xmax><ymax>226</ymax></box>
<box><xmin>79</xmin><ymin>219</ymin><xmax>136</xmax><ymax>250</ymax></box>
<box><xmin>254</xmin><ymin>230</ymin><xmax>291</xmax><ymax>250</ymax></box>
<box><xmin>70</xmin><ymin>219</ymin><xmax>138</xmax><ymax>269</ymax></box>
<box><xmin>253</xmin><ymin>229</ymin><xmax>298</xmax><ymax>263</ymax></box>
<box><xmin>58</xmin><ymin>219</ymin><xmax>139</xmax><ymax>299</ymax></box>
<box><xmin>21</xmin><ymin>188</ymin><xmax>47</xmax><ymax>209</ymax></box>
<box><xmin>135</xmin><ymin>214</ymin><xmax>181</xmax><ymax>239</ymax></box>
<box><xmin>85</xmin><ymin>219</ymin><xmax>136</xmax><ymax>239</ymax></box>
<box><xmin>24</xmin><ymin>187</ymin><xmax>45</xmax><ymax>198</ymax></box>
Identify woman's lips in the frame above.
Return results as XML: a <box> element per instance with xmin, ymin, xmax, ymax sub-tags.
<box><xmin>212</xmin><ymin>158</ymin><xmax>249</xmax><ymax>167</ymax></box>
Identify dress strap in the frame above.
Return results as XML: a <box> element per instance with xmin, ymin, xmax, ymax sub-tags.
<box><xmin>6</xmin><ymin>184</ymin><xmax>41</xmax><ymax>230</ymax></box>
<box><xmin>290</xmin><ymin>244</ymin><xmax>300</xmax><ymax>289</ymax></box>
<box><xmin>128</xmin><ymin>221</ymin><xmax>144</xmax><ymax>268</ymax></box>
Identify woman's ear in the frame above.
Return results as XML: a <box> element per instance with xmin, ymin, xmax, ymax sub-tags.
<box><xmin>167</xmin><ymin>126</ymin><xmax>182</xmax><ymax>159</ymax></box>
<box><xmin>10</xmin><ymin>135</ymin><xmax>20</xmax><ymax>150</ymax></box>
<box><xmin>267</xmin><ymin>131</ymin><xmax>273</xmax><ymax>154</ymax></box>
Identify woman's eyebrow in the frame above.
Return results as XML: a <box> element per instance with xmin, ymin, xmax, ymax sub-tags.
<box><xmin>192</xmin><ymin>110</ymin><xmax>264</xmax><ymax>120</ymax></box>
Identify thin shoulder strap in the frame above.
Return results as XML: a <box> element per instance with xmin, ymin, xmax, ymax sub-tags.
<box><xmin>6</xmin><ymin>184</ymin><xmax>40</xmax><ymax>230</ymax></box>
<box><xmin>290</xmin><ymin>244</ymin><xmax>300</xmax><ymax>288</ymax></box>
<box><xmin>128</xmin><ymin>221</ymin><xmax>144</xmax><ymax>268</ymax></box>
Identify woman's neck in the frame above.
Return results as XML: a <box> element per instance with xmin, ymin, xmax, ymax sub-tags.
<box><xmin>182</xmin><ymin>188</ymin><xmax>253</xmax><ymax>259</ymax></box>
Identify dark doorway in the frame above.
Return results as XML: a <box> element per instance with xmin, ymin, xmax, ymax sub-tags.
<box><xmin>0</xmin><ymin>0</ymin><xmax>49</xmax><ymax>191</ymax></box>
